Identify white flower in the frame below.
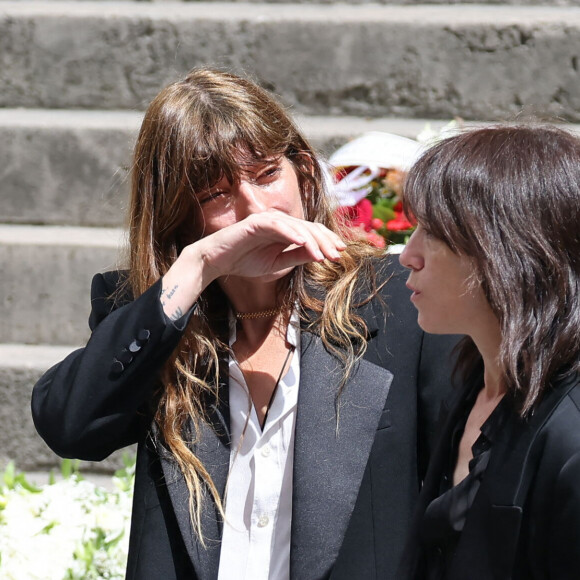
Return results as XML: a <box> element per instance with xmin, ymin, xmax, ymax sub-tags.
<box><xmin>416</xmin><ymin>120</ymin><xmax>463</xmax><ymax>147</ymax></box>
<box><xmin>0</xmin><ymin>463</ymin><xmax>133</xmax><ymax>580</ymax></box>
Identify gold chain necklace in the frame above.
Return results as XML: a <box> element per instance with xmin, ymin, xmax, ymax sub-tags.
<box><xmin>235</xmin><ymin>307</ymin><xmax>280</xmax><ymax>320</ymax></box>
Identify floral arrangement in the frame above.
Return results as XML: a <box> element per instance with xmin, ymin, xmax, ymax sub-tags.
<box><xmin>0</xmin><ymin>457</ymin><xmax>134</xmax><ymax>580</ymax></box>
<box><xmin>334</xmin><ymin>166</ymin><xmax>412</xmax><ymax>248</ymax></box>
<box><xmin>330</xmin><ymin>122</ymin><xmax>462</xmax><ymax>249</ymax></box>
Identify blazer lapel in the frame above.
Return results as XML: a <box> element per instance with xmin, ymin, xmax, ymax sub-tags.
<box><xmin>449</xmin><ymin>373</ymin><xmax>580</xmax><ymax>580</ymax></box>
<box><xmin>290</xmin><ymin>331</ymin><xmax>393</xmax><ymax>580</ymax></box>
<box><xmin>159</xmin><ymin>376</ymin><xmax>231</xmax><ymax>580</ymax></box>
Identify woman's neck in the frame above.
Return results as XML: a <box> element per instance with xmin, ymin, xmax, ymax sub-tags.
<box><xmin>220</xmin><ymin>276</ymin><xmax>282</xmax><ymax>315</ymax></box>
<box><xmin>471</xmin><ymin>317</ymin><xmax>505</xmax><ymax>399</ymax></box>
<box><xmin>219</xmin><ymin>277</ymin><xmax>292</xmax><ymax>350</ymax></box>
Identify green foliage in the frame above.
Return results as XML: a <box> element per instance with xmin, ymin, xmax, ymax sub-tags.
<box><xmin>113</xmin><ymin>452</ymin><xmax>136</xmax><ymax>494</ymax></box>
<box><xmin>60</xmin><ymin>458</ymin><xmax>82</xmax><ymax>480</ymax></box>
<box><xmin>1</xmin><ymin>461</ymin><xmax>41</xmax><ymax>494</ymax></box>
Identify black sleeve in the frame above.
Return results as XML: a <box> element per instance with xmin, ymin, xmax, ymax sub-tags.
<box><xmin>549</xmin><ymin>448</ymin><xmax>580</xmax><ymax>578</ymax></box>
<box><xmin>31</xmin><ymin>271</ymin><xmax>194</xmax><ymax>461</ymax></box>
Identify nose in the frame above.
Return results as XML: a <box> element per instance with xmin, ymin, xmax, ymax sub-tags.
<box><xmin>399</xmin><ymin>229</ymin><xmax>424</xmax><ymax>271</ymax></box>
<box><xmin>236</xmin><ymin>180</ymin><xmax>268</xmax><ymax>217</ymax></box>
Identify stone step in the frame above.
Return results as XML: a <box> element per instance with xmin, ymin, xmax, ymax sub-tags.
<box><xmin>0</xmin><ymin>343</ymin><xmax>132</xmax><ymax>473</ymax></box>
<box><xmin>0</xmin><ymin>224</ymin><xmax>123</xmax><ymax>345</ymax></box>
<box><xmin>1</xmin><ymin>109</ymin><xmax>139</xmax><ymax>227</ymax></box>
<box><xmin>3</xmin><ymin>0</ymin><xmax>579</xmax><ymax>7</ymax></box>
<box><xmin>170</xmin><ymin>0</ymin><xmax>580</xmax><ymax>4</ymax></box>
<box><xmin>3</xmin><ymin>108</ymin><xmax>580</xmax><ymax>227</ymax></box>
<box><xmin>1</xmin><ymin>2</ymin><xmax>579</xmax><ymax>119</ymax></box>
<box><xmin>0</xmin><ymin>108</ymin><xmax>467</xmax><ymax>227</ymax></box>
<box><xmin>171</xmin><ymin>0</ymin><xmax>580</xmax><ymax>4</ymax></box>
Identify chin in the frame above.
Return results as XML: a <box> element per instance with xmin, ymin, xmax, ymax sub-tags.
<box><xmin>417</xmin><ymin>316</ymin><xmax>451</xmax><ymax>335</ymax></box>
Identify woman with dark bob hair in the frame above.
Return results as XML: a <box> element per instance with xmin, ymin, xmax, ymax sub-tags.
<box><xmin>398</xmin><ymin>124</ymin><xmax>580</xmax><ymax>579</ymax></box>
<box><xmin>32</xmin><ymin>67</ymin><xmax>456</xmax><ymax>580</ymax></box>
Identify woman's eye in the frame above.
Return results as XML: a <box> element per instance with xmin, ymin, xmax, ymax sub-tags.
<box><xmin>200</xmin><ymin>190</ymin><xmax>227</xmax><ymax>204</ymax></box>
<box><xmin>259</xmin><ymin>165</ymin><xmax>281</xmax><ymax>181</ymax></box>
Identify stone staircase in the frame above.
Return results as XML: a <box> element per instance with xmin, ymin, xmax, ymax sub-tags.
<box><xmin>2</xmin><ymin>0</ymin><xmax>580</xmax><ymax>473</ymax></box>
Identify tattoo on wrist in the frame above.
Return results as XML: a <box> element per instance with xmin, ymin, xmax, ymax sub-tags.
<box><xmin>169</xmin><ymin>307</ymin><xmax>184</xmax><ymax>321</ymax></box>
<box><xmin>161</xmin><ymin>284</ymin><xmax>179</xmax><ymax>308</ymax></box>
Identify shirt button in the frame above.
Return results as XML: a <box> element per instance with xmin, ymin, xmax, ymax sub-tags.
<box><xmin>261</xmin><ymin>446</ymin><xmax>271</xmax><ymax>458</ymax></box>
<box><xmin>257</xmin><ymin>515</ymin><xmax>269</xmax><ymax>528</ymax></box>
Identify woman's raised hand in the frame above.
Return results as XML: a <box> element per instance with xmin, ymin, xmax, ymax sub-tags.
<box><xmin>160</xmin><ymin>211</ymin><xmax>346</xmax><ymax>320</ymax></box>
<box><xmin>196</xmin><ymin>211</ymin><xmax>345</xmax><ymax>280</ymax></box>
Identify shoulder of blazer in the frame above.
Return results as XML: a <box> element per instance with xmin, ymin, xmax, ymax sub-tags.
<box><xmin>451</xmin><ymin>373</ymin><xmax>580</xmax><ymax>507</ymax></box>
<box><xmin>527</xmin><ymin>376</ymin><xmax>580</xmax><ymax>480</ymax></box>
<box><xmin>356</xmin><ymin>254</ymin><xmax>411</xmax><ymax>337</ymax></box>
<box><xmin>300</xmin><ymin>255</ymin><xmax>397</xmax><ymax>337</ymax></box>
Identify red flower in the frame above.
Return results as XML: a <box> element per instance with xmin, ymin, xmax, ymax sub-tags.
<box><xmin>371</xmin><ymin>217</ymin><xmax>384</xmax><ymax>230</ymax></box>
<box><xmin>335</xmin><ymin>198</ymin><xmax>373</xmax><ymax>232</ymax></box>
<box><xmin>366</xmin><ymin>230</ymin><xmax>387</xmax><ymax>248</ymax></box>
<box><xmin>386</xmin><ymin>212</ymin><xmax>414</xmax><ymax>232</ymax></box>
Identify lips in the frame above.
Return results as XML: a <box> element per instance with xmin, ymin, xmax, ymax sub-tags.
<box><xmin>406</xmin><ymin>281</ymin><xmax>421</xmax><ymax>301</ymax></box>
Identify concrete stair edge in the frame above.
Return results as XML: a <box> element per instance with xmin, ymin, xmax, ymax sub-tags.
<box><xmin>0</xmin><ymin>223</ymin><xmax>125</xmax><ymax>246</ymax></box>
<box><xmin>0</xmin><ymin>343</ymin><xmax>80</xmax><ymax>368</ymax></box>
<box><xmin>1</xmin><ymin>2</ymin><xmax>579</xmax><ymax>19</ymax></box>
<box><xmin>2</xmin><ymin>0</ymin><xmax>579</xmax><ymax>5</ymax></box>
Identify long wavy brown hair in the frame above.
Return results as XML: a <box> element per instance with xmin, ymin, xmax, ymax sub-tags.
<box><xmin>403</xmin><ymin>124</ymin><xmax>580</xmax><ymax>417</ymax></box>
<box><xmin>127</xmin><ymin>67</ymin><xmax>384</xmax><ymax>540</ymax></box>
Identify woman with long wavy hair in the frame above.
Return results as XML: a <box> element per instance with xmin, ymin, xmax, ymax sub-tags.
<box><xmin>398</xmin><ymin>124</ymin><xmax>580</xmax><ymax>579</ymax></box>
<box><xmin>32</xmin><ymin>67</ymin><xmax>456</xmax><ymax>580</ymax></box>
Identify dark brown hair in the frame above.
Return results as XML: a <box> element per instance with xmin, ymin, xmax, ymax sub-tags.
<box><xmin>404</xmin><ymin>124</ymin><xmax>580</xmax><ymax>415</ymax></box>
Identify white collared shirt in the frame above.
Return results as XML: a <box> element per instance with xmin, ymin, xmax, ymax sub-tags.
<box><xmin>217</xmin><ymin>313</ymin><xmax>300</xmax><ymax>580</ymax></box>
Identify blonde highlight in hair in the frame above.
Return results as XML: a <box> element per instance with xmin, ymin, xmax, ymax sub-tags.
<box><xmin>127</xmin><ymin>67</ymin><xmax>385</xmax><ymax>541</ymax></box>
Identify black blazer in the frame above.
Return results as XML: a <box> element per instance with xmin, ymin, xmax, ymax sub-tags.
<box><xmin>32</xmin><ymin>257</ymin><xmax>458</xmax><ymax>580</ymax></box>
<box><xmin>398</xmin><ymin>372</ymin><xmax>580</xmax><ymax>580</ymax></box>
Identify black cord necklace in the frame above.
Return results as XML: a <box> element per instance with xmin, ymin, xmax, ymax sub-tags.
<box><xmin>260</xmin><ymin>344</ymin><xmax>296</xmax><ymax>429</ymax></box>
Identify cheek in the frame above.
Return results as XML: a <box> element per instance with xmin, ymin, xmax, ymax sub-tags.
<box><xmin>414</xmin><ymin>275</ymin><xmax>473</xmax><ymax>333</ymax></box>
<box><xmin>292</xmin><ymin>199</ymin><xmax>306</xmax><ymax>220</ymax></box>
<box><xmin>271</xmin><ymin>186</ymin><xmax>305</xmax><ymax>220</ymax></box>
<box><xmin>197</xmin><ymin>207</ymin><xmax>237</xmax><ymax>237</ymax></box>
<box><xmin>282</xmin><ymin>168</ymin><xmax>306</xmax><ymax>218</ymax></box>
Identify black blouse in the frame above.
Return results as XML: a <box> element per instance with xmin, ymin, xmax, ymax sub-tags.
<box><xmin>419</xmin><ymin>388</ymin><xmax>510</xmax><ymax>580</ymax></box>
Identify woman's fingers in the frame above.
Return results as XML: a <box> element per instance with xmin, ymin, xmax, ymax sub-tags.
<box><xmin>306</xmin><ymin>221</ymin><xmax>347</xmax><ymax>261</ymax></box>
<box><xmin>270</xmin><ymin>245</ymin><xmax>325</xmax><ymax>272</ymax></box>
<box><xmin>259</xmin><ymin>212</ymin><xmax>346</xmax><ymax>262</ymax></box>
<box><xmin>196</xmin><ymin>211</ymin><xmax>347</xmax><ymax>279</ymax></box>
